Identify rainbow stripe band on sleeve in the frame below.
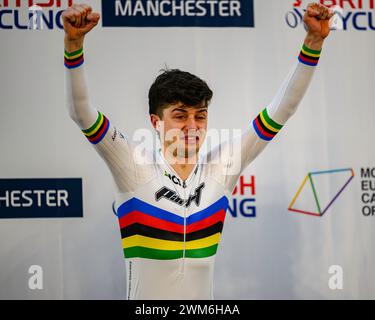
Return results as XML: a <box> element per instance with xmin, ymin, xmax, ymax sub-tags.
<box><xmin>252</xmin><ymin>107</ymin><xmax>283</xmax><ymax>141</ymax></box>
<box><xmin>298</xmin><ymin>44</ymin><xmax>321</xmax><ymax>66</ymax></box>
<box><xmin>82</xmin><ymin>111</ymin><xmax>110</xmax><ymax>144</ymax></box>
<box><xmin>64</xmin><ymin>48</ymin><xmax>84</xmax><ymax>69</ymax></box>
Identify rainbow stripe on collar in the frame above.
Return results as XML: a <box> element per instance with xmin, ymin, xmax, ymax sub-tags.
<box><xmin>64</xmin><ymin>48</ymin><xmax>84</xmax><ymax>69</ymax></box>
<box><xmin>82</xmin><ymin>111</ymin><xmax>110</xmax><ymax>144</ymax></box>
<box><xmin>298</xmin><ymin>44</ymin><xmax>321</xmax><ymax>67</ymax></box>
<box><xmin>253</xmin><ymin>107</ymin><xmax>283</xmax><ymax>141</ymax></box>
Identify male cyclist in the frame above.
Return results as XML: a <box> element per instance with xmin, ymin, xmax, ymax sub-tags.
<box><xmin>63</xmin><ymin>2</ymin><xmax>334</xmax><ymax>299</ymax></box>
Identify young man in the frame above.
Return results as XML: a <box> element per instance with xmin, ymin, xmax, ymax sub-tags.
<box><xmin>63</xmin><ymin>3</ymin><xmax>334</xmax><ymax>299</ymax></box>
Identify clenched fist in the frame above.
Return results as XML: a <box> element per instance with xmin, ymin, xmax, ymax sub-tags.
<box><xmin>304</xmin><ymin>2</ymin><xmax>335</xmax><ymax>40</ymax></box>
<box><xmin>62</xmin><ymin>4</ymin><xmax>100</xmax><ymax>41</ymax></box>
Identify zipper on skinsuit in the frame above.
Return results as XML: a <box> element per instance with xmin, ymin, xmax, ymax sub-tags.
<box><xmin>178</xmin><ymin>164</ymin><xmax>200</xmax><ymax>277</ymax></box>
<box><xmin>179</xmin><ymin>187</ymin><xmax>187</xmax><ymax>276</ymax></box>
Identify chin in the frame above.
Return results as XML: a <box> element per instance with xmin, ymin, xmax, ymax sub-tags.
<box><xmin>185</xmin><ymin>145</ymin><xmax>200</xmax><ymax>157</ymax></box>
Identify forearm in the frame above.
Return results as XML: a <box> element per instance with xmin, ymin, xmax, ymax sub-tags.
<box><xmin>64</xmin><ymin>37</ymin><xmax>98</xmax><ymax>129</ymax></box>
<box><xmin>304</xmin><ymin>31</ymin><xmax>324</xmax><ymax>51</ymax></box>
<box><xmin>237</xmin><ymin>37</ymin><xmax>323</xmax><ymax>183</ymax></box>
<box><xmin>265</xmin><ymin>36</ymin><xmax>323</xmax><ymax>126</ymax></box>
<box><xmin>236</xmin><ymin>2</ymin><xmax>332</xmax><ymax>178</ymax></box>
<box><xmin>65</xmin><ymin>36</ymin><xmax>84</xmax><ymax>53</ymax></box>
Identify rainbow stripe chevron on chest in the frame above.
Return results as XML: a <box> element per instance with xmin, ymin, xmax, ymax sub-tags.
<box><xmin>117</xmin><ymin>196</ymin><xmax>229</xmax><ymax>260</ymax></box>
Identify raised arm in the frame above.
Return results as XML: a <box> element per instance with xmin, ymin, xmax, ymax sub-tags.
<box><xmin>62</xmin><ymin>4</ymin><xmax>155</xmax><ymax>193</ymax></box>
<box><xmin>63</xmin><ymin>4</ymin><xmax>100</xmax><ymax>128</ymax></box>
<box><xmin>266</xmin><ymin>2</ymin><xmax>334</xmax><ymax>125</ymax></box>
<box><xmin>214</xmin><ymin>2</ymin><xmax>335</xmax><ymax>193</ymax></box>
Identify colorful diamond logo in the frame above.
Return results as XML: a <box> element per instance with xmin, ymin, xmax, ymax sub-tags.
<box><xmin>288</xmin><ymin>168</ymin><xmax>355</xmax><ymax>217</ymax></box>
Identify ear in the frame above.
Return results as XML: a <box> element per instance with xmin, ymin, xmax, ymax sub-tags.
<box><xmin>150</xmin><ymin>114</ymin><xmax>160</xmax><ymax>131</ymax></box>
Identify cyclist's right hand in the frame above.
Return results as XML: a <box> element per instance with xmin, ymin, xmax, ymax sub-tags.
<box><xmin>62</xmin><ymin>4</ymin><xmax>100</xmax><ymax>41</ymax></box>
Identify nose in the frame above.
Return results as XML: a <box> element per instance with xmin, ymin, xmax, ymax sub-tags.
<box><xmin>184</xmin><ymin>115</ymin><xmax>198</xmax><ymax>130</ymax></box>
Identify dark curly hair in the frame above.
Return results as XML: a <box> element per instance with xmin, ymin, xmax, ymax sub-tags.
<box><xmin>148</xmin><ymin>68</ymin><xmax>213</xmax><ymax>118</ymax></box>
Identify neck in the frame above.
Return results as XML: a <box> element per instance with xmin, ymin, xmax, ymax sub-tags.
<box><xmin>171</xmin><ymin>163</ymin><xmax>196</xmax><ymax>181</ymax></box>
<box><xmin>162</xmin><ymin>148</ymin><xmax>198</xmax><ymax>181</ymax></box>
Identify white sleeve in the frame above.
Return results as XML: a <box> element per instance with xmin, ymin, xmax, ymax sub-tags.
<box><xmin>208</xmin><ymin>49</ymin><xmax>319</xmax><ymax>194</ymax></box>
<box><xmin>64</xmin><ymin>57</ymin><xmax>155</xmax><ymax>193</ymax></box>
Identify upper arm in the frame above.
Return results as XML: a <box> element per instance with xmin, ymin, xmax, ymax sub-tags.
<box><xmin>205</xmin><ymin>104</ymin><xmax>285</xmax><ymax>194</ymax></box>
<box><xmin>214</xmin><ymin>57</ymin><xmax>317</xmax><ymax>192</ymax></box>
<box><xmin>78</xmin><ymin>111</ymin><xmax>155</xmax><ymax>193</ymax></box>
<box><xmin>64</xmin><ymin>57</ymin><xmax>155</xmax><ymax>193</ymax></box>
<box><xmin>221</xmin><ymin>107</ymin><xmax>282</xmax><ymax>193</ymax></box>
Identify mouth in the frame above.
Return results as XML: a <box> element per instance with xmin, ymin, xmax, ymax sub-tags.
<box><xmin>184</xmin><ymin>136</ymin><xmax>199</xmax><ymax>145</ymax></box>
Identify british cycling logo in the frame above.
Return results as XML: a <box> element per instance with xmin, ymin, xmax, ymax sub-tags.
<box><xmin>101</xmin><ymin>0</ymin><xmax>255</xmax><ymax>27</ymax></box>
<box><xmin>286</xmin><ymin>0</ymin><xmax>375</xmax><ymax>31</ymax></box>
<box><xmin>0</xmin><ymin>0</ymin><xmax>73</xmax><ymax>30</ymax></box>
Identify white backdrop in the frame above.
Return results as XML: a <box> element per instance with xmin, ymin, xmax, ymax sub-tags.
<box><xmin>0</xmin><ymin>0</ymin><xmax>374</xmax><ymax>299</ymax></box>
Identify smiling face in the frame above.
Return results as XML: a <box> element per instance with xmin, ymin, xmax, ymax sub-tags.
<box><xmin>151</xmin><ymin>101</ymin><xmax>208</xmax><ymax>161</ymax></box>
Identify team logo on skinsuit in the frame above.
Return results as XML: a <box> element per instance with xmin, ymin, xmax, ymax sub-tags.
<box><xmin>155</xmin><ymin>182</ymin><xmax>205</xmax><ymax>208</ymax></box>
<box><xmin>163</xmin><ymin>167</ymin><xmax>198</xmax><ymax>189</ymax></box>
<box><xmin>164</xmin><ymin>170</ymin><xmax>187</xmax><ymax>188</ymax></box>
